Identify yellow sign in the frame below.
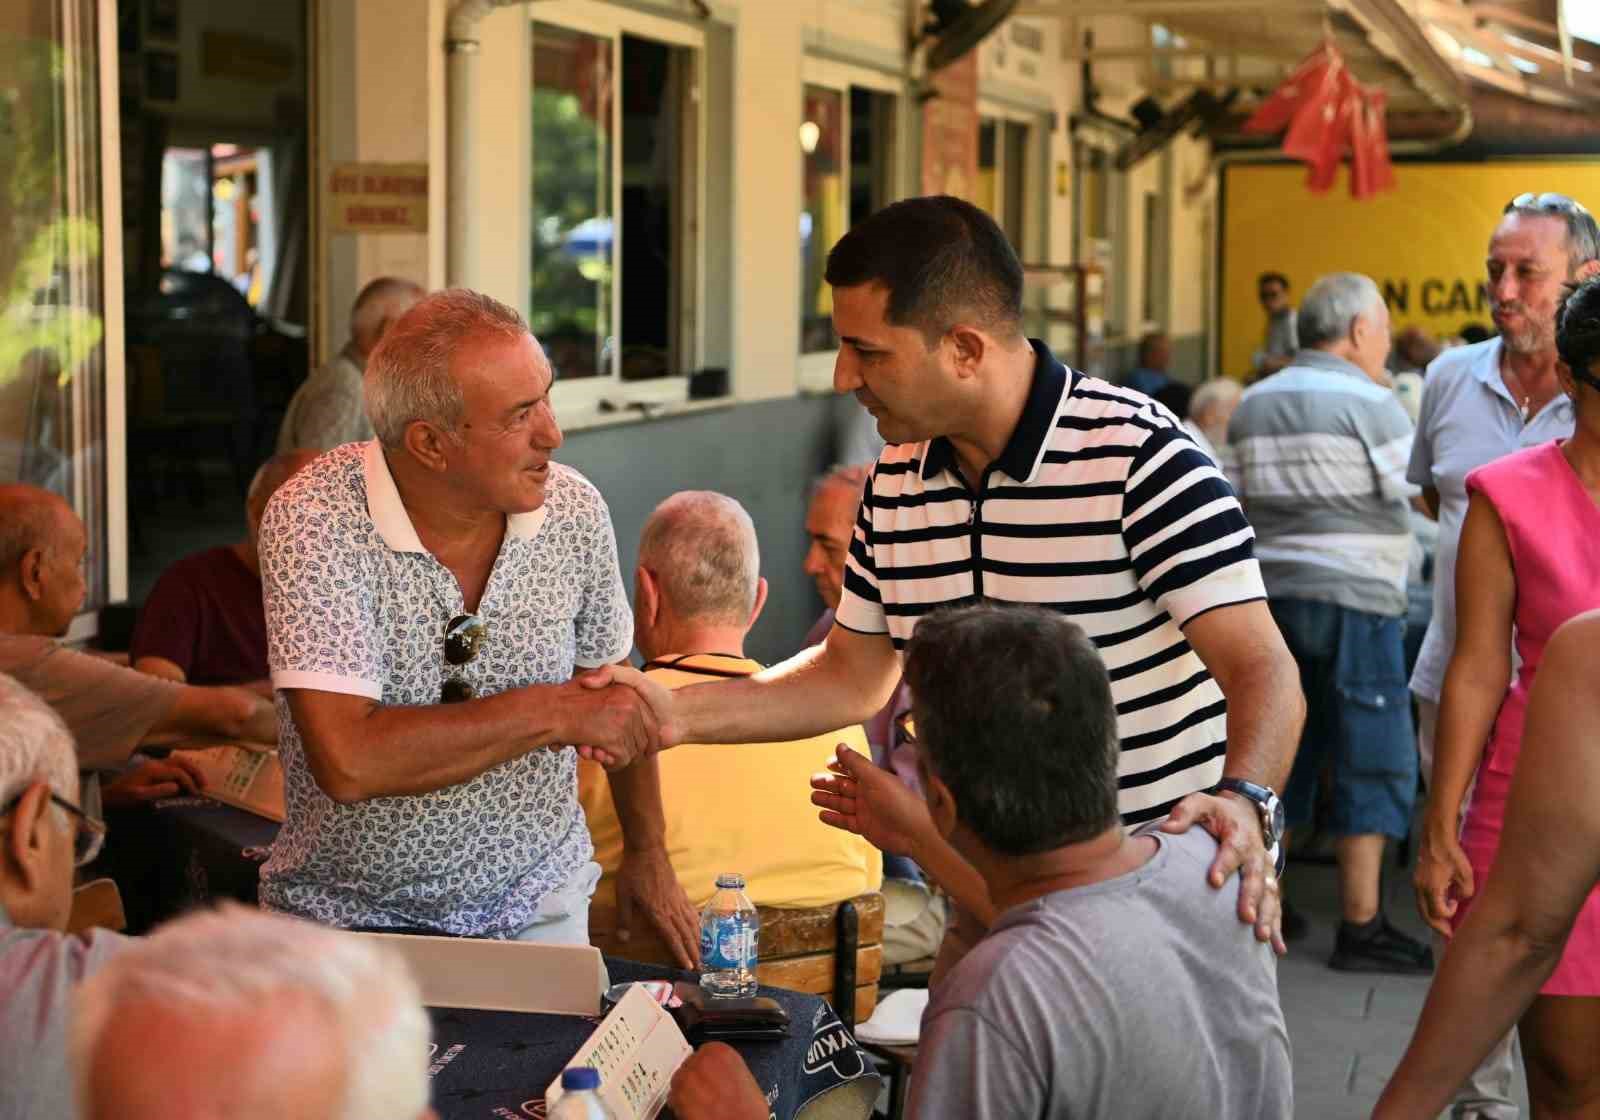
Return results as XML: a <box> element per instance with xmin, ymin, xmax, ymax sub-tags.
<box><xmin>1220</xmin><ymin>160</ymin><xmax>1600</xmax><ymax>378</ymax></box>
<box><xmin>326</xmin><ymin>162</ymin><xmax>429</xmax><ymax>235</ymax></box>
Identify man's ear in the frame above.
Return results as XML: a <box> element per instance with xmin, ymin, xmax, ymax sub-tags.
<box><xmin>18</xmin><ymin>547</ymin><xmax>47</xmax><ymax>603</ymax></box>
<box><xmin>924</xmin><ymin>768</ymin><xmax>959</xmax><ymax>841</ymax></box>
<box><xmin>401</xmin><ymin>421</ymin><xmax>454</xmax><ymax>474</ymax></box>
<box><xmin>747</xmin><ymin>577</ymin><xmax>769</xmax><ymax>630</ymax></box>
<box><xmin>1576</xmin><ymin>259</ymin><xmax>1600</xmax><ymax>285</ymax></box>
<box><xmin>2</xmin><ymin>780</ymin><xmax>53</xmax><ymax>895</ymax></box>
<box><xmin>946</xmin><ymin>325</ymin><xmax>987</xmax><ymax>380</ymax></box>
<box><xmin>1556</xmin><ymin>360</ymin><xmax>1580</xmax><ymax>400</ymax></box>
<box><xmin>635</xmin><ymin>566</ymin><xmax>661</xmax><ymax>629</ymax></box>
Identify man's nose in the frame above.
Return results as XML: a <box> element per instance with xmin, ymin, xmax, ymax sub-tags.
<box><xmin>803</xmin><ymin>543</ymin><xmax>824</xmax><ymax>575</ymax></box>
<box><xmin>834</xmin><ymin>351</ymin><xmax>862</xmax><ymax>393</ymax></box>
<box><xmin>534</xmin><ymin>402</ymin><xmax>563</xmax><ymax>450</ymax></box>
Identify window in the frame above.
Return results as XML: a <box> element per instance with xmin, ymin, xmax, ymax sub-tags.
<box><xmin>1</xmin><ymin>0</ymin><xmax>116</xmax><ymax>614</ymax></box>
<box><xmin>160</xmin><ymin>143</ymin><xmax>272</xmax><ymax>304</ymax></box>
<box><xmin>799</xmin><ymin>61</ymin><xmax>899</xmax><ymax>375</ymax></box>
<box><xmin>976</xmin><ymin>115</ymin><xmax>1031</xmax><ymax>251</ymax></box>
<box><xmin>531</xmin><ymin>7</ymin><xmax>702</xmax><ymax>401</ymax></box>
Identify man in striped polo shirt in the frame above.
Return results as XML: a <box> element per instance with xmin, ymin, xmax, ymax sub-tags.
<box><xmin>1229</xmin><ymin>271</ymin><xmax>1430</xmax><ymax>974</ymax></box>
<box><xmin>592</xmin><ymin>196</ymin><xmax>1303</xmax><ymax>960</ymax></box>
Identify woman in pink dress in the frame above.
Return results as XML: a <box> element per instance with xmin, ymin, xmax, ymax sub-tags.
<box><xmin>1414</xmin><ymin>274</ymin><xmax>1600</xmax><ymax>1113</ymax></box>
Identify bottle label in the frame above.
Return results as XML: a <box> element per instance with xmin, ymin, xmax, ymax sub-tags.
<box><xmin>700</xmin><ymin>916</ymin><xmax>757</xmax><ymax>970</ymax></box>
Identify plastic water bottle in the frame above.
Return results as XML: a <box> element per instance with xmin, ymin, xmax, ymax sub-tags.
<box><xmin>700</xmin><ymin>872</ymin><xmax>760</xmax><ymax>998</ymax></box>
<box><xmin>551</xmin><ymin>1067</ymin><xmax>613</xmax><ymax>1119</ymax></box>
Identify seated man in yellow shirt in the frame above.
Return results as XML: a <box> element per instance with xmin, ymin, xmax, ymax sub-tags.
<box><xmin>579</xmin><ymin>491</ymin><xmax>881</xmax><ymax>919</ymax></box>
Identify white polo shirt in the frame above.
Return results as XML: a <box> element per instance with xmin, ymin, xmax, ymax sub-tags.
<box><xmin>258</xmin><ymin>441</ymin><xmax>633</xmax><ymax>935</ymax></box>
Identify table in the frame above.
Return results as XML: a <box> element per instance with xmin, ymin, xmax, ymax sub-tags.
<box><xmin>428</xmin><ymin>960</ymin><xmax>879</xmax><ymax>1120</ymax></box>
<box><xmin>109</xmin><ymin>801</ymin><xmax>881</xmax><ymax>1119</ymax></box>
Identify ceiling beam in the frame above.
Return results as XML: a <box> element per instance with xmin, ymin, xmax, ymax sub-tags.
<box><xmin>1015</xmin><ymin>0</ymin><xmax>1316</xmax><ymax>16</ymax></box>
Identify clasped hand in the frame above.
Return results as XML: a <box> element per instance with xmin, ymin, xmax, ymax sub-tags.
<box><xmin>567</xmin><ymin>665</ymin><xmax>682</xmax><ymax>770</ymax></box>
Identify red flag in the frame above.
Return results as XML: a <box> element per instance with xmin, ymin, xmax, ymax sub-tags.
<box><xmin>1284</xmin><ymin>63</ymin><xmax>1354</xmax><ymax>192</ymax></box>
<box><xmin>1350</xmin><ymin>84</ymin><xmax>1395</xmax><ymax>199</ymax></box>
<box><xmin>1243</xmin><ymin>42</ymin><xmax>1339</xmax><ymax>134</ymax></box>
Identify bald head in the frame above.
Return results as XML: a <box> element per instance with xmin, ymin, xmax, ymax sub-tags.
<box><xmin>639</xmin><ymin>492</ymin><xmax>760</xmax><ymax>625</ymax></box>
<box><xmin>0</xmin><ymin>484</ymin><xmax>73</xmax><ymax>577</ymax></box>
<box><xmin>350</xmin><ymin>277</ymin><xmax>425</xmax><ymax>358</ymax></box>
<box><xmin>0</xmin><ymin>484</ymin><xmax>85</xmax><ymax>635</ymax></box>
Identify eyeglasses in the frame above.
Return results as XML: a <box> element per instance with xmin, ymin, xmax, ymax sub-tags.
<box><xmin>441</xmin><ymin>613</ymin><xmax>487</xmax><ymax>704</ymax></box>
<box><xmin>1505</xmin><ymin>192</ymin><xmax>1591</xmax><ymax>217</ymax></box>
<box><xmin>1</xmin><ymin>790</ymin><xmax>108</xmax><ymax>867</ymax></box>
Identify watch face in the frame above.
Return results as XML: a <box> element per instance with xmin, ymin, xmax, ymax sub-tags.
<box><xmin>1267</xmin><ymin>798</ymin><xmax>1285</xmax><ymax>841</ymax></box>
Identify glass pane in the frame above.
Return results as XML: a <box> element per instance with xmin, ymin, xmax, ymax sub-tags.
<box><xmin>531</xmin><ymin>22</ymin><xmax>613</xmax><ymax>382</ymax></box>
<box><xmin>1002</xmin><ymin>122</ymin><xmax>1028</xmax><ymax>251</ymax></box>
<box><xmin>848</xmin><ymin>87</ymin><xmax>894</xmax><ymax>229</ymax></box>
<box><xmin>976</xmin><ymin>118</ymin><xmax>998</xmax><ymax>219</ymax></box>
<box><xmin>160</xmin><ymin>147</ymin><xmax>210</xmax><ymax>271</ymax></box>
<box><xmin>800</xmin><ymin>84</ymin><xmax>843</xmax><ymax>355</ymax></box>
<box><xmin>0</xmin><ymin>0</ymin><xmax>109</xmax><ymax>609</ymax></box>
<box><xmin>619</xmin><ymin>34</ymin><xmax>687</xmax><ymax>382</ymax></box>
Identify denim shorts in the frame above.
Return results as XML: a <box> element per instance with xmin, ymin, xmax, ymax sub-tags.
<box><xmin>1270</xmin><ymin>598</ymin><xmax>1417</xmax><ymax>838</ymax></box>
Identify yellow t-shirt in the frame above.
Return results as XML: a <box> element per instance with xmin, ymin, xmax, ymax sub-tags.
<box><xmin>578</xmin><ymin>653</ymin><xmax>883</xmax><ymax>911</ymax></box>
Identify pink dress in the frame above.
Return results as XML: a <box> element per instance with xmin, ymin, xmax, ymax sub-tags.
<box><xmin>1451</xmin><ymin>440</ymin><xmax>1600</xmax><ymax>994</ymax></box>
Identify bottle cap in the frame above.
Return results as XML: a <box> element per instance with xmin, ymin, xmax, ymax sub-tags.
<box><xmin>562</xmin><ymin>1067</ymin><xmax>601</xmax><ymax>1092</ymax></box>
<box><xmin>715</xmin><ymin>872</ymin><xmax>746</xmax><ymax>889</ymax></box>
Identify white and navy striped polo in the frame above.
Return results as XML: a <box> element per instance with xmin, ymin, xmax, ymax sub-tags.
<box><xmin>836</xmin><ymin>341</ymin><xmax>1267</xmax><ymax>825</ymax></box>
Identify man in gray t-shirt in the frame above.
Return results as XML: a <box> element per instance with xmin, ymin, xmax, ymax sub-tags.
<box><xmin>669</xmin><ymin>604</ymin><xmax>1291</xmax><ymax>1120</ymax></box>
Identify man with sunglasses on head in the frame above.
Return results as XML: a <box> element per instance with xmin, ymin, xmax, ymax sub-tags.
<box><xmin>256</xmin><ymin>289</ymin><xmax>698</xmax><ymax>960</ymax></box>
<box><xmin>1404</xmin><ymin>191</ymin><xmax>1600</xmax><ymax>1120</ymax></box>
<box><xmin>0</xmin><ymin>673</ymin><xmax>127</xmax><ymax>1120</ymax></box>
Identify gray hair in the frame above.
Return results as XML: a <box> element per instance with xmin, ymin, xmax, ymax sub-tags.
<box><xmin>1502</xmin><ymin>195</ymin><xmax>1600</xmax><ymax>274</ymax></box>
<box><xmin>1188</xmin><ymin>377</ymin><xmax>1243</xmax><ymax>424</ymax></box>
<box><xmin>73</xmin><ymin>905</ymin><xmax>431</xmax><ymax>1120</ymax></box>
<box><xmin>0</xmin><ymin>672</ymin><xmax>77</xmax><ymax>807</ymax></box>
<box><xmin>363</xmin><ymin>288</ymin><xmax>529</xmax><ymax>448</ymax></box>
<box><xmin>638</xmin><ymin>491</ymin><xmax>760</xmax><ymax>625</ymax></box>
<box><xmin>0</xmin><ymin>484</ymin><xmax>70</xmax><ymax>576</ymax></box>
<box><xmin>349</xmin><ymin>276</ymin><xmax>424</xmax><ymax>341</ymax></box>
<box><xmin>1298</xmin><ymin>272</ymin><xmax>1385</xmax><ymax>349</ymax></box>
<box><xmin>807</xmin><ymin>462</ymin><xmax>872</xmax><ymax>506</ymax></box>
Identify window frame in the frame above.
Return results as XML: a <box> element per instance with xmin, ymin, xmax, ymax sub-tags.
<box><xmin>530</xmin><ymin>0</ymin><xmax>708</xmax><ymax>419</ymax></box>
<box><xmin>976</xmin><ymin>99</ymin><xmax>1046</xmax><ymax>262</ymax></box>
<box><xmin>796</xmin><ymin>56</ymin><xmax>902</xmax><ymax>395</ymax></box>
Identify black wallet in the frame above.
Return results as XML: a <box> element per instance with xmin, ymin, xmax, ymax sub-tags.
<box><xmin>669</xmin><ymin>981</ymin><xmax>790</xmax><ymax>1042</ymax></box>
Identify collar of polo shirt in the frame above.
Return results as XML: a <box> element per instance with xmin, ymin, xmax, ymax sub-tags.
<box><xmin>920</xmin><ymin>340</ymin><xmax>1072</xmax><ymax>486</ymax></box>
<box><xmin>361</xmin><ymin>440</ymin><xmax>547</xmax><ymax>555</ymax></box>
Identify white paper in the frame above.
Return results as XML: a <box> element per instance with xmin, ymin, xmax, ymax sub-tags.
<box><xmin>545</xmin><ymin>982</ymin><xmax>693</xmax><ymax>1120</ymax></box>
<box><xmin>854</xmin><ymin>988</ymin><xmax>929</xmax><ymax>1046</ymax></box>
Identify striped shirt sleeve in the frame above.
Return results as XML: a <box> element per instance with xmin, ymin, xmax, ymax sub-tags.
<box><xmin>834</xmin><ymin>471</ymin><xmax>890</xmax><ymax>635</ymax></box>
<box><xmin>1366</xmin><ymin>396</ymin><xmax>1419</xmax><ymax>504</ymax></box>
<box><xmin>1120</xmin><ymin>429</ymin><xmax>1265</xmax><ymax>627</ymax></box>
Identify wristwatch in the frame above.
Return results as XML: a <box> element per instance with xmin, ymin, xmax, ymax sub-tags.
<box><xmin>1208</xmin><ymin>778</ymin><xmax>1285</xmax><ymax>854</ymax></box>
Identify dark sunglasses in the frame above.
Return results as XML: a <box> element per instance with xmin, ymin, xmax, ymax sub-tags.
<box><xmin>441</xmin><ymin>613</ymin><xmax>487</xmax><ymax>704</ymax></box>
<box><xmin>1506</xmin><ymin>192</ymin><xmax>1591</xmax><ymax>217</ymax></box>
<box><xmin>1</xmin><ymin>789</ymin><xmax>108</xmax><ymax>867</ymax></box>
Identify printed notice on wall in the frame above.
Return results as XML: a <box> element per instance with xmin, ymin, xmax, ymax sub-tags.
<box><xmin>326</xmin><ymin>162</ymin><xmax>429</xmax><ymax>234</ymax></box>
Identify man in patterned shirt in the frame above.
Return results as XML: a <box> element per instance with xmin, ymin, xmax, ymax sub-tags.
<box><xmin>258</xmin><ymin>288</ymin><xmax>698</xmax><ymax>963</ymax></box>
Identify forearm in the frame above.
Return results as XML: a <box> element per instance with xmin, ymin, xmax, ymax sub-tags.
<box><xmin>908</xmin><ymin>830</ymin><xmax>994</xmax><ymax>928</ymax></box>
<box><xmin>156</xmin><ymin>686</ymin><xmax>276</xmax><ymax>743</ymax></box>
<box><xmin>292</xmin><ymin>684</ymin><xmax>577</xmax><ymax>802</ymax></box>
<box><xmin>609</xmin><ymin>754</ymin><xmax>669</xmax><ymax>852</ymax></box>
<box><xmin>132</xmin><ymin>655</ymin><xmax>187</xmax><ymax>683</ymax></box>
<box><xmin>1426</xmin><ymin>658</ymin><xmax>1509</xmax><ymax>832</ymax></box>
<box><xmin>1216</xmin><ymin>653</ymin><xmax>1303</xmax><ymax>793</ymax></box>
<box><xmin>1376</xmin><ymin>906</ymin><xmax>1561</xmax><ymax>1117</ymax></box>
<box><xmin>676</xmin><ymin>637</ymin><xmax>895</xmax><ymax>745</ymax></box>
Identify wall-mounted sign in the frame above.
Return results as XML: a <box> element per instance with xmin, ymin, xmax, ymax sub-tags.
<box><xmin>326</xmin><ymin>163</ymin><xmax>429</xmax><ymax>234</ymax></box>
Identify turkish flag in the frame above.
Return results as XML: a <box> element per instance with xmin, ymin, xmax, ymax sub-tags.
<box><xmin>1284</xmin><ymin>63</ymin><xmax>1355</xmax><ymax>192</ymax></box>
<box><xmin>1350</xmin><ymin>84</ymin><xmax>1395</xmax><ymax>199</ymax></box>
<box><xmin>1243</xmin><ymin>42</ymin><xmax>1340</xmax><ymax>135</ymax></box>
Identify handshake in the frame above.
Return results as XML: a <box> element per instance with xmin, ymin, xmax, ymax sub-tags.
<box><xmin>565</xmin><ymin>665</ymin><xmax>684</xmax><ymax>770</ymax></box>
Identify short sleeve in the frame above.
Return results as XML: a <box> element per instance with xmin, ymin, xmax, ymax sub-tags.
<box><xmin>128</xmin><ymin>563</ymin><xmax>204</xmax><ymax>674</ymax></box>
<box><xmin>260</xmin><ymin>488</ymin><xmax>384</xmax><ymax>699</ymax></box>
<box><xmin>1365</xmin><ymin>396</ymin><xmax>1419</xmax><ymax>504</ymax></box>
<box><xmin>1121</xmin><ymin>429</ymin><xmax>1266</xmax><ymax>627</ymax></box>
<box><xmin>0</xmin><ymin>641</ymin><xmax>179</xmax><ymax>770</ymax></box>
<box><xmin>833</xmin><ymin>476</ymin><xmax>889</xmax><ymax>636</ymax></box>
<box><xmin>906</xmin><ymin>1008</ymin><xmax>1045</xmax><ymax>1120</ymax></box>
<box><xmin>1407</xmin><ymin>365</ymin><xmax>1440</xmax><ymax>488</ymax></box>
<box><xmin>572</xmin><ymin>487</ymin><xmax>634</xmax><ymax>669</ymax></box>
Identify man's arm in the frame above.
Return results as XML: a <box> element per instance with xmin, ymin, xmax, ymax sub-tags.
<box><xmin>598</xmin><ymin>624</ymin><xmax>901</xmax><ymax>751</ymax></box>
<box><xmin>133</xmin><ymin>655</ymin><xmax>273</xmax><ymax>697</ymax></box>
<box><xmin>155</xmin><ymin>684</ymin><xmax>277</xmax><ymax>745</ymax></box>
<box><xmin>284</xmin><ymin>682</ymin><xmax>657</xmax><ymax>803</ymax></box>
<box><xmin>607</xmin><ymin>750</ymin><xmax>699</xmax><ymax>968</ymax></box>
<box><xmin>1165</xmin><ymin>599</ymin><xmax>1304</xmax><ymax>950</ymax></box>
<box><xmin>1375</xmin><ymin>613</ymin><xmax>1600</xmax><ymax>1119</ymax></box>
